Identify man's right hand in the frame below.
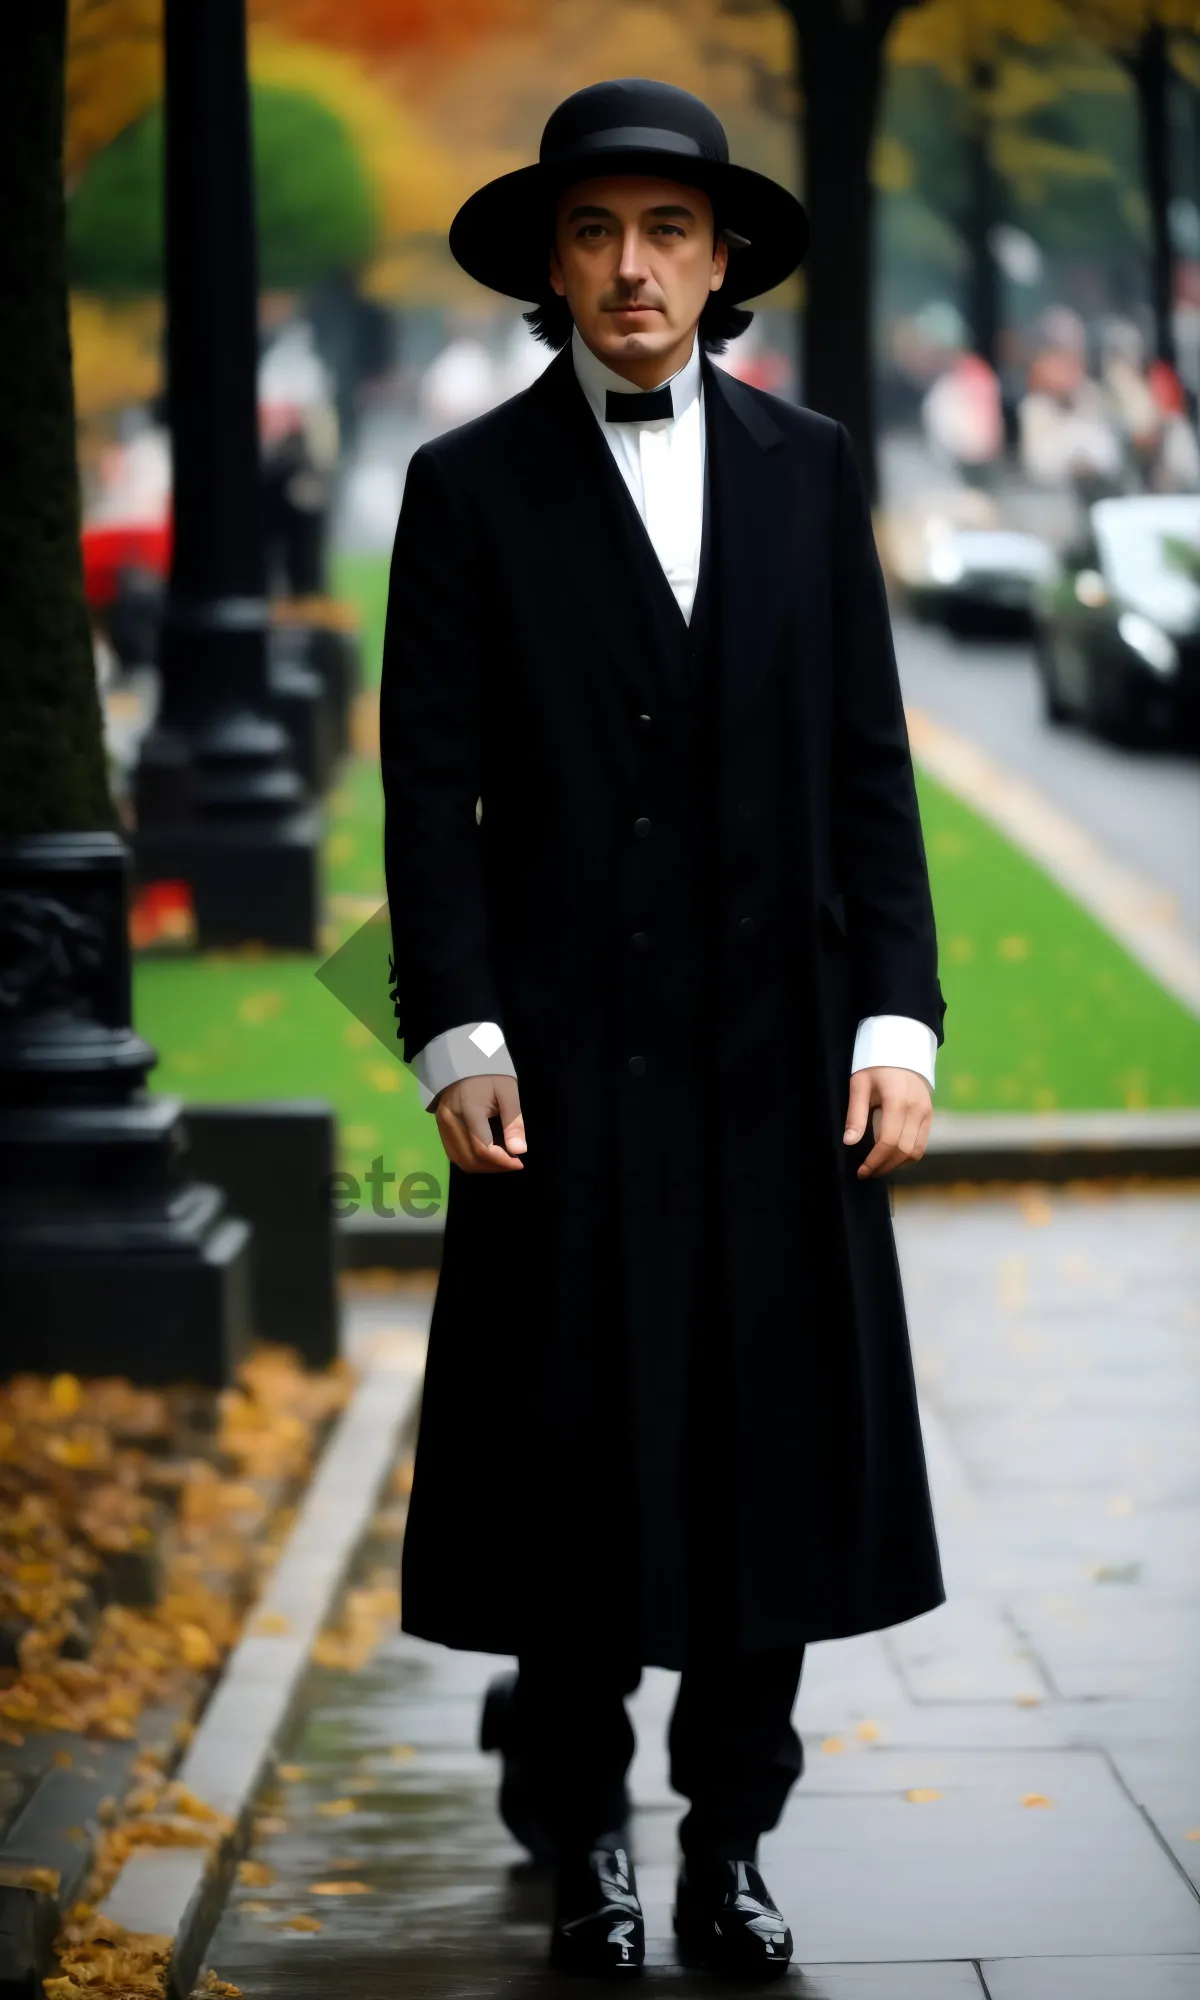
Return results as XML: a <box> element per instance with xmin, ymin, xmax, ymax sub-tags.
<box><xmin>433</xmin><ymin>1072</ymin><xmax>527</xmax><ymax>1173</ymax></box>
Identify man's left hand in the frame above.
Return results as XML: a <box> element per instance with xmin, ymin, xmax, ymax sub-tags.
<box><xmin>843</xmin><ymin>1067</ymin><xmax>933</xmax><ymax>1179</ymax></box>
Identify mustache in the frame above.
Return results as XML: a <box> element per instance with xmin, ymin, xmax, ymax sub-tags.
<box><xmin>602</xmin><ymin>293</ymin><xmax>664</xmax><ymax>311</ymax></box>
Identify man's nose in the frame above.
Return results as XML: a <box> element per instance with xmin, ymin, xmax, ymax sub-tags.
<box><xmin>617</xmin><ymin>227</ymin><xmax>651</xmax><ymax>285</ymax></box>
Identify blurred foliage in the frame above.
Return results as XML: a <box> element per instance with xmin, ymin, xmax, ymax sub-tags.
<box><xmin>64</xmin><ymin>0</ymin><xmax>537</xmax><ymax>186</ymax></box>
<box><xmin>65</xmin><ymin>0</ymin><xmax>160</xmax><ymax>189</ymax></box>
<box><xmin>68</xmin><ymin>85</ymin><xmax>380</xmax><ymax>297</ymax></box>
<box><xmin>251</xmin><ymin>0</ymin><xmax>542</xmax><ymax>58</ymax></box>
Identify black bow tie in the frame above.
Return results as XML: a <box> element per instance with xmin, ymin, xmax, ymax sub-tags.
<box><xmin>605</xmin><ymin>384</ymin><xmax>674</xmax><ymax>423</ymax></box>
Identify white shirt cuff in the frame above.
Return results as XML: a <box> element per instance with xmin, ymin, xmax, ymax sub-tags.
<box><xmin>409</xmin><ymin>1021</ymin><xmax>517</xmax><ymax>1111</ymax></box>
<box><xmin>850</xmin><ymin>1015</ymin><xmax>937</xmax><ymax>1088</ymax></box>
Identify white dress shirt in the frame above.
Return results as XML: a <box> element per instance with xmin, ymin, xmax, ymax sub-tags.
<box><xmin>408</xmin><ymin>329</ymin><xmax>936</xmax><ymax>1110</ymax></box>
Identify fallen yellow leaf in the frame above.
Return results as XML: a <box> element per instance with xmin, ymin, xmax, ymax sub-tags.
<box><xmin>180</xmin><ymin>1622</ymin><xmax>220</xmax><ymax>1669</ymax></box>
<box><xmin>820</xmin><ymin>1736</ymin><xmax>846</xmax><ymax>1754</ymax></box>
<box><xmin>309</xmin><ymin>1880</ymin><xmax>373</xmax><ymax>1895</ymax></box>
<box><xmin>238</xmin><ymin>990</ymin><xmax>285</xmax><ymax>1026</ymax></box>
<box><xmin>1022</xmin><ymin>1793</ymin><xmax>1054</xmax><ymax>1808</ymax></box>
<box><xmin>278</xmin><ymin>1913</ymin><xmax>323</xmax><ymax>1932</ymax></box>
<box><xmin>905</xmin><ymin>1788</ymin><xmax>942</xmax><ymax>1803</ymax></box>
<box><xmin>50</xmin><ymin>1374</ymin><xmax>82</xmax><ymax>1415</ymax></box>
<box><xmin>0</xmin><ymin>1863</ymin><xmax>60</xmax><ymax>1894</ymax></box>
<box><xmin>252</xmin><ymin>1611</ymin><xmax>292</xmax><ymax>1636</ymax></box>
<box><xmin>854</xmin><ymin>1721</ymin><xmax>880</xmax><ymax>1742</ymax></box>
<box><xmin>314</xmin><ymin>1798</ymin><xmax>356</xmax><ymax>1817</ymax></box>
<box><xmin>1015</xmin><ymin>1694</ymin><xmax>1042</xmax><ymax>1707</ymax></box>
<box><xmin>276</xmin><ymin>1766</ymin><xmax>307</xmax><ymax>1783</ymax></box>
<box><xmin>387</xmin><ymin>1744</ymin><xmax>416</xmax><ymax>1761</ymax></box>
<box><xmin>1184</xmin><ymin>1829</ymin><xmax>1200</xmax><ymax>1841</ymax></box>
<box><xmin>241</xmin><ymin>1899</ymin><xmax>274</xmax><ymax>1914</ymax></box>
<box><xmin>238</xmin><ymin>1859</ymin><xmax>276</xmax><ymax>1887</ymax></box>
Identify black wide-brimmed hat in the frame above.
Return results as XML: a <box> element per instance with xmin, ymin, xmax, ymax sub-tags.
<box><xmin>449</xmin><ymin>78</ymin><xmax>808</xmax><ymax>307</ymax></box>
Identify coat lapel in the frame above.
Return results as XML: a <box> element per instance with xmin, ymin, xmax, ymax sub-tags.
<box><xmin>701</xmin><ymin>358</ymin><xmax>794</xmax><ymax>718</ymax></box>
<box><xmin>521</xmin><ymin>346</ymin><xmax>690</xmax><ymax>721</ymax></box>
<box><xmin>519</xmin><ymin>344</ymin><xmax>796</xmax><ymax>724</ymax></box>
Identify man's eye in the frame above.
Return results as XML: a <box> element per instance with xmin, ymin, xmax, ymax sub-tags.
<box><xmin>653</xmin><ymin>224</ymin><xmax>685</xmax><ymax>237</ymax></box>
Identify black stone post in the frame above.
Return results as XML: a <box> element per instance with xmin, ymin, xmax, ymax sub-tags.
<box><xmin>0</xmin><ymin>833</ymin><xmax>254</xmax><ymax>1384</ymax></box>
<box><xmin>133</xmin><ymin>0</ymin><xmax>322</xmax><ymax>949</ymax></box>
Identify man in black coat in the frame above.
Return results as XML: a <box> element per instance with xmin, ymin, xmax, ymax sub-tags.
<box><xmin>381</xmin><ymin>78</ymin><xmax>947</xmax><ymax>1979</ymax></box>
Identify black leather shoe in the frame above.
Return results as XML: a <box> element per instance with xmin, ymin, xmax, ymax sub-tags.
<box><xmin>550</xmin><ymin>1840</ymin><xmax>645</xmax><ymax>1976</ymax></box>
<box><xmin>674</xmin><ymin>1858</ymin><xmax>792</xmax><ymax>1978</ymax></box>
<box><xmin>479</xmin><ymin>1670</ymin><xmax>558</xmax><ymax>1867</ymax></box>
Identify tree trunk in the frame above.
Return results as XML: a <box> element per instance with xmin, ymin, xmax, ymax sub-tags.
<box><xmin>963</xmin><ymin>59</ymin><xmax>1003</xmax><ymax>371</ymax></box>
<box><xmin>0</xmin><ymin>9</ymin><xmax>113</xmax><ymax>835</ymax></box>
<box><xmin>1127</xmin><ymin>22</ymin><xmax>1177</xmax><ymax>370</ymax></box>
<box><xmin>789</xmin><ymin>3</ymin><xmax>892</xmax><ymax>501</ymax></box>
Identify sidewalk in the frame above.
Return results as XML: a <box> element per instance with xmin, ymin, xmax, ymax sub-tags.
<box><xmin>202</xmin><ymin>1186</ymin><xmax>1200</xmax><ymax>1997</ymax></box>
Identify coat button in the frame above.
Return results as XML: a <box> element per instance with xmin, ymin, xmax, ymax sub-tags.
<box><xmin>634</xmin><ymin>816</ymin><xmax>652</xmax><ymax>838</ymax></box>
<box><xmin>738</xmin><ymin>916</ymin><xmax>756</xmax><ymax>938</ymax></box>
<box><xmin>630</xmin><ymin>930</ymin><xmax>651</xmax><ymax>952</ymax></box>
<box><xmin>628</xmin><ymin>1055</ymin><xmax>647</xmax><ymax>1077</ymax></box>
<box><xmin>638</xmin><ymin>713</ymin><xmax>653</xmax><ymax>731</ymax></box>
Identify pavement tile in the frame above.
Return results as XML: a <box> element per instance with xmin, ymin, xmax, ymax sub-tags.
<box><xmin>980</xmin><ymin>1957</ymin><xmax>1200</xmax><ymax>1999</ymax></box>
<box><xmin>759</xmin><ymin>1748</ymin><xmax>1200</xmax><ymax>1960</ymax></box>
<box><xmin>884</xmin><ymin>1598</ymin><xmax>1053</xmax><ymax>1703</ymax></box>
<box><xmin>1008</xmin><ymin>1591</ymin><xmax>1200</xmax><ymax>1702</ymax></box>
<box><xmin>1105</xmin><ymin>1744</ymin><xmax>1200</xmax><ymax>1892</ymax></box>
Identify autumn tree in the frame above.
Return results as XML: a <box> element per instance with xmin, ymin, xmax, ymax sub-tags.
<box><xmin>896</xmin><ymin>0</ymin><xmax>1200</xmax><ymax>371</ymax></box>
<box><xmin>68</xmin><ymin>83</ymin><xmax>381</xmax><ymax>296</ymax></box>
<box><xmin>1079</xmin><ymin>1</ymin><xmax>1200</xmax><ymax>370</ymax></box>
<box><xmin>66</xmin><ymin>0</ymin><xmax>541</xmax><ymax>186</ymax></box>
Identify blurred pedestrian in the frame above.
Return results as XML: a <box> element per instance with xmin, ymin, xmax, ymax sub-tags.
<box><xmin>259</xmin><ymin>322</ymin><xmax>340</xmax><ymax>597</ymax></box>
<box><xmin>921</xmin><ymin>350</ymin><xmax>1004</xmax><ymax>487</ymax></box>
<box><xmin>1019</xmin><ymin>347</ymin><xmax>1122</xmax><ymax>503</ymax></box>
<box><xmin>381</xmin><ymin>76</ymin><xmax>945</xmax><ymax>1982</ymax></box>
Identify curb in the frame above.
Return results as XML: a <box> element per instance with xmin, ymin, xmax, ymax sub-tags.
<box><xmin>905</xmin><ymin>1107</ymin><xmax>1200</xmax><ymax>1187</ymax></box>
<box><xmin>91</xmin><ymin>1340</ymin><xmax>423</xmax><ymax>1999</ymax></box>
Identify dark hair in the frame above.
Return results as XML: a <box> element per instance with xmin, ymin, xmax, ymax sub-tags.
<box><xmin>523</xmin><ymin>289</ymin><xmax>753</xmax><ymax>353</ymax></box>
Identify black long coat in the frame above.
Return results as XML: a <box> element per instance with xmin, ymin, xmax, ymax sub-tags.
<box><xmin>380</xmin><ymin>343</ymin><xmax>947</xmax><ymax>1669</ymax></box>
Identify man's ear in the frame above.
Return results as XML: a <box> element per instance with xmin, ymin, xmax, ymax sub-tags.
<box><xmin>548</xmin><ymin>242</ymin><xmax>566</xmax><ymax>300</ymax></box>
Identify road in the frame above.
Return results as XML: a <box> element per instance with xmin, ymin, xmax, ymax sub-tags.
<box><xmin>894</xmin><ymin>615</ymin><xmax>1200</xmax><ymax>942</ymax></box>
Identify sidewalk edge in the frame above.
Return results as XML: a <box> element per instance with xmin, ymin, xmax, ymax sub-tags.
<box><xmin>92</xmin><ymin>1342</ymin><xmax>423</xmax><ymax>2000</ymax></box>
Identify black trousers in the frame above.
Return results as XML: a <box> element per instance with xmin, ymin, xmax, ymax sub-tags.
<box><xmin>508</xmin><ymin>1150</ymin><xmax>806</xmax><ymax>1863</ymax></box>
<box><xmin>508</xmin><ymin>1642</ymin><xmax>805</xmax><ymax>1862</ymax></box>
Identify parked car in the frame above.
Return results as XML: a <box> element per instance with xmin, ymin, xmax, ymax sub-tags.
<box><xmin>1031</xmin><ymin>494</ymin><xmax>1200</xmax><ymax>744</ymax></box>
<box><xmin>903</xmin><ymin>522</ymin><xmax>1056</xmax><ymax>635</ymax></box>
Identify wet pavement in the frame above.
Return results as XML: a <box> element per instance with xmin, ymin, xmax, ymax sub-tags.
<box><xmin>204</xmin><ymin>1187</ymin><xmax>1200</xmax><ymax>1996</ymax></box>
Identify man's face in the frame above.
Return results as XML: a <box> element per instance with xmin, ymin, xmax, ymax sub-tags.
<box><xmin>548</xmin><ymin>174</ymin><xmax>728</xmax><ymax>368</ymax></box>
